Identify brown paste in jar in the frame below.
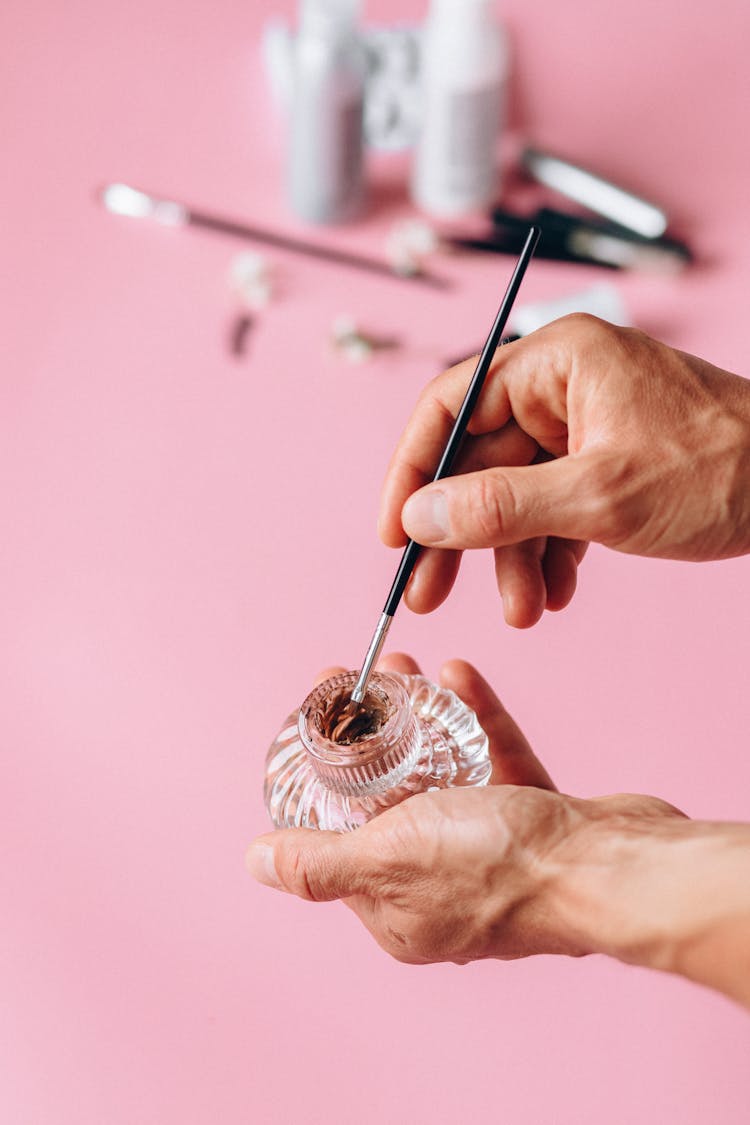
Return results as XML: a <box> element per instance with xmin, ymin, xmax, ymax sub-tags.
<box><xmin>317</xmin><ymin>687</ymin><xmax>391</xmax><ymax>745</ymax></box>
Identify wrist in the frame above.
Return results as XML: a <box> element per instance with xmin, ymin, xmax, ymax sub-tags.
<box><xmin>548</xmin><ymin>799</ymin><xmax>750</xmax><ymax>1002</ymax></box>
<box><xmin>556</xmin><ymin>802</ymin><xmax>693</xmax><ymax>968</ymax></box>
<box><xmin>541</xmin><ymin>797</ymin><xmax>672</xmax><ymax>965</ymax></box>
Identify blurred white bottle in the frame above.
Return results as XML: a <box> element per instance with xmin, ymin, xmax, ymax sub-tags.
<box><xmin>288</xmin><ymin>0</ymin><xmax>366</xmax><ymax>224</ymax></box>
<box><xmin>412</xmin><ymin>0</ymin><xmax>507</xmax><ymax>217</ymax></box>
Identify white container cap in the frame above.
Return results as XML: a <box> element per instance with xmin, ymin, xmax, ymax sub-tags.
<box><xmin>299</xmin><ymin>0</ymin><xmax>362</xmax><ymax>37</ymax></box>
<box><xmin>510</xmin><ymin>283</ymin><xmax>629</xmax><ymax>338</ymax></box>
<box><xmin>428</xmin><ymin>0</ymin><xmax>494</xmax><ymax>16</ymax></box>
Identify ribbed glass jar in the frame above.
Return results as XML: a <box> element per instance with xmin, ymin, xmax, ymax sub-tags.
<box><xmin>264</xmin><ymin>670</ymin><xmax>491</xmax><ymax>832</ymax></box>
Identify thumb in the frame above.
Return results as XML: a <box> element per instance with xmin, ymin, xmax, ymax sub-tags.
<box><xmin>401</xmin><ymin>455</ymin><xmax>597</xmax><ymax>549</ymax></box>
<box><xmin>246</xmin><ymin>828</ymin><xmax>374</xmax><ymax>902</ymax></box>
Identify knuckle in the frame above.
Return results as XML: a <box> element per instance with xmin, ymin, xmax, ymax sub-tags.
<box><xmin>385</xmin><ymin>924</ymin><xmax>410</xmax><ymax>948</ymax></box>
<box><xmin>551</xmin><ymin>313</ymin><xmax>626</xmax><ymax>373</ymax></box>
<box><xmin>556</xmin><ymin>311</ymin><xmax>614</xmax><ymax>344</ymax></box>
<box><xmin>467</xmin><ymin>472</ymin><xmax>516</xmax><ymax>544</ymax></box>
<box><xmin>418</xmin><ymin>374</ymin><xmax>454</xmax><ymax>418</ymax></box>
<box><xmin>600</xmin><ymin>793</ymin><xmax>687</xmax><ymax>822</ymax></box>
<box><xmin>635</xmin><ymin>794</ymin><xmax>688</xmax><ymax>820</ymax></box>
<box><xmin>283</xmin><ymin>848</ymin><xmax>325</xmax><ymax>902</ymax></box>
<box><xmin>559</xmin><ymin>311</ymin><xmax>599</xmax><ymax>333</ymax></box>
<box><xmin>582</xmin><ymin>454</ymin><xmax>640</xmax><ymax>545</ymax></box>
<box><xmin>378</xmin><ymin>923</ymin><xmax>427</xmax><ymax>965</ymax></box>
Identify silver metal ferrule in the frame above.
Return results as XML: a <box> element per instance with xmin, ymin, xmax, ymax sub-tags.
<box><xmin>350</xmin><ymin>613</ymin><xmax>393</xmax><ymax>703</ymax></box>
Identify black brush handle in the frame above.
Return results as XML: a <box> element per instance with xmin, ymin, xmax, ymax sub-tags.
<box><xmin>382</xmin><ymin>225</ymin><xmax>540</xmax><ymax>617</ymax></box>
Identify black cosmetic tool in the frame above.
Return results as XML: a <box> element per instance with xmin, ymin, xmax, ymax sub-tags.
<box><xmin>350</xmin><ymin>225</ymin><xmax>541</xmax><ymax>704</ymax></box>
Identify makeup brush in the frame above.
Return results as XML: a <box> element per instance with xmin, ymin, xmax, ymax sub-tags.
<box><xmin>350</xmin><ymin>225</ymin><xmax>541</xmax><ymax>704</ymax></box>
<box><xmin>99</xmin><ymin>183</ymin><xmax>450</xmax><ymax>289</ymax></box>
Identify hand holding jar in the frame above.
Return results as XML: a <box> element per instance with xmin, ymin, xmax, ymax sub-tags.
<box><xmin>249</xmin><ymin>653</ymin><xmax>750</xmax><ymax>1010</ymax></box>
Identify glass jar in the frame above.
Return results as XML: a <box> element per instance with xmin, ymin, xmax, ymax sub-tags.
<box><xmin>264</xmin><ymin>670</ymin><xmax>491</xmax><ymax>832</ymax></box>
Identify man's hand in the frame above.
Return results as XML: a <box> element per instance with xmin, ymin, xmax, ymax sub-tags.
<box><xmin>377</xmin><ymin>316</ymin><xmax>750</xmax><ymax>627</ymax></box>
<box><xmin>251</xmin><ymin>652</ymin><xmax>576</xmax><ymax>964</ymax></box>
<box><xmin>249</xmin><ymin>654</ymin><xmax>750</xmax><ymax>1007</ymax></box>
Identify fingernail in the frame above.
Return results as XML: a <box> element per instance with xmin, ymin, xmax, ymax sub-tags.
<box><xmin>246</xmin><ymin>843</ymin><xmax>281</xmax><ymax>889</ymax></box>
<box><xmin>403</xmin><ymin>489</ymin><xmax>449</xmax><ymax>543</ymax></box>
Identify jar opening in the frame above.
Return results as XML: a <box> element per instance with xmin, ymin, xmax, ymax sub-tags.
<box><xmin>299</xmin><ymin>671</ymin><xmax>409</xmax><ymax>764</ymax></box>
<box><xmin>297</xmin><ymin>671</ymin><xmax>419</xmax><ymax>795</ymax></box>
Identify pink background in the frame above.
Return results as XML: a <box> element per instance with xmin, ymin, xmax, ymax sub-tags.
<box><xmin>2</xmin><ymin>1</ymin><xmax>750</xmax><ymax>1122</ymax></box>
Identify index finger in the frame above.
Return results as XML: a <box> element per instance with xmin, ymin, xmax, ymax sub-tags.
<box><xmin>377</xmin><ymin>329</ymin><xmax>576</xmax><ymax>549</ymax></box>
<box><xmin>377</xmin><ymin>352</ymin><xmax>515</xmax><ymax>548</ymax></box>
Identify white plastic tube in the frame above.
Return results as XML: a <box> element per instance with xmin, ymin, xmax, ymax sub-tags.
<box><xmin>287</xmin><ymin>0</ymin><xmax>366</xmax><ymax>224</ymax></box>
<box><xmin>510</xmin><ymin>283</ymin><xmax>630</xmax><ymax>338</ymax></box>
<box><xmin>412</xmin><ymin>0</ymin><xmax>508</xmax><ymax>217</ymax></box>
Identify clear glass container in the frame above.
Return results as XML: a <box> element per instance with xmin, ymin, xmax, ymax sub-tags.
<box><xmin>264</xmin><ymin>670</ymin><xmax>491</xmax><ymax>832</ymax></box>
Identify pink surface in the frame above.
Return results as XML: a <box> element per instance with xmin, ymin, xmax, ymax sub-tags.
<box><xmin>2</xmin><ymin>1</ymin><xmax>750</xmax><ymax>1122</ymax></box>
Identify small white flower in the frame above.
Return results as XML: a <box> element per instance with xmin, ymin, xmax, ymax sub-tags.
<box><xmin>385</xmin><ymin>219</ymin><xmax>439</xmax><ymax>276</ymax></box>
<box><xmin>229</xmin><ymin>253</ymin><xmax>275</xmax><ymax>309</ymax></box>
